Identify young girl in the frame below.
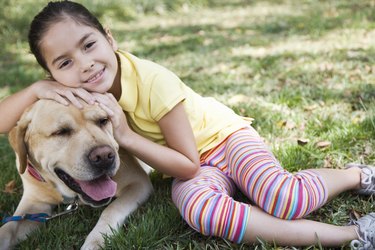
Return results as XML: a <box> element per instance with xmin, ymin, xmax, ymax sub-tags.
<box><xmin>1</xmin><ymin>1</ymin><xmax>374</xmax><ymax>249</ymax></box>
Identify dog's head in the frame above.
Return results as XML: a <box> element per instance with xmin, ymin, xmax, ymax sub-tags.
<box><xmin>9</xmin><ymin>99</ymin><xmax>120</xmax><ymax>207</ymax></box>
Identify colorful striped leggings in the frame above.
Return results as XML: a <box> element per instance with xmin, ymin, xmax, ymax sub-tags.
<box><xmin>172</xmin><ymin>126</ymin><xmax>327</xmax><ymax>243</ymax></box>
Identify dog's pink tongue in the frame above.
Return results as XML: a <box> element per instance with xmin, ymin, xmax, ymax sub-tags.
<box><xmin>76</xmin><ymin>175</ymin><xmax>117</xmax><ymax>201</ymax></box>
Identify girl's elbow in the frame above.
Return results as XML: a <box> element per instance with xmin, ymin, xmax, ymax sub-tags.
<box><xmin>181</xmin><ymin>163</ymin><xmax>200</xmax><ymax>180</ymax></box>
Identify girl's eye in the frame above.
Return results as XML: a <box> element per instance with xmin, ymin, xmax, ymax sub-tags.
<box><xmin>59</xmin><ymin>60</ymin><xmax>71</xmax><ymax>69</ymax></box>
<box><xmin>85</xmin><ymin>41</ymin><xmax>96</xmax><ymax>50</ymax></box>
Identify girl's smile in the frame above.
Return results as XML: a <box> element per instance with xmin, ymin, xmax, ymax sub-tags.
<box><xmin>85</xmin><ymin>67</ymin><xmax>105</xmax><ymax>84</ymax></box>
<box><xmin>41</xmin><ymin>18</ymin><xmax>119</xmax><ymax>93</ymax></box>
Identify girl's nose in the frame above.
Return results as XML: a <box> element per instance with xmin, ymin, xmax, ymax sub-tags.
<box><xmin>81</xmin><ymin>61</ymin><xmax>95</xmax><ymax>73</ymax></box>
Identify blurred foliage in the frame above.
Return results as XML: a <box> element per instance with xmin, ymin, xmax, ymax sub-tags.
<box><xmin>0</xmin><ymin>0</ymin><xmax>213</xmax><ymax>44</ymax></box>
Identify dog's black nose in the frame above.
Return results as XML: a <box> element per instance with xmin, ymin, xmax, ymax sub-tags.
<box><xmin>88</xmin><ymin>146</ymin><xmax>115</xmax><ymax>170</ymax></box>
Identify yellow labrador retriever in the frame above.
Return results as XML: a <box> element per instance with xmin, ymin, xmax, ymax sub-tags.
<box><xmin>0</xmin><ymin>99</ymin><xmax>152</xmax><ymax>249</ymax></box>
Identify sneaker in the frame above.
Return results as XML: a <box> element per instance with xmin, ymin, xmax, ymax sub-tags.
<box><xmin>349</xmin><ymin>213</ymin><xmax>375</xmax><ymax>250</ymax></box>
<box><xmin>346</xmin><ymin>163</ymin><xmax>375</xmax><ymax>195</ymax></box>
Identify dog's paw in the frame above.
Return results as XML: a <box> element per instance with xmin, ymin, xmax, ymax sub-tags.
<box><xmin>80</xmin><ymin>233</ymin><xmax>104</xmax><ymax>250</ymax></box>
<box><xmin>0</xmin><ymin>227</ymin><xmax>13</xmax><ymax>250</ymax></box>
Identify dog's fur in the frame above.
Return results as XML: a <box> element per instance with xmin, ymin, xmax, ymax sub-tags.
<box><xmin>0</xmin><ymin>99</ymin><xmax>152</xmax><ymax>249</ymax></box>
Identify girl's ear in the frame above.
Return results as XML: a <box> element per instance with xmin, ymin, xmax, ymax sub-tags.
<box><xmin>105</xmin><ymin>28</ymin><xmax>118</xmax><ymax>51</ymax></box>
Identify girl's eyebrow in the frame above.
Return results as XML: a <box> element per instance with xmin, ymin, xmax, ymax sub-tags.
<box><xmin>51</xmin><ymin>32</ymin><xmax>94</xmax><ymax>66</ymax></box>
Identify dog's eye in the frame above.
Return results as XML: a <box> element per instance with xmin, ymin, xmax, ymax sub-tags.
<box><xmin>52</xmin><ymin>128</ymin><xmax>72</xmax><ymax>136</ymax></box>
<box><xmin>98</xmin><ymin>118</ymin><xmax>109</xmax><ymax>127</ymax></box>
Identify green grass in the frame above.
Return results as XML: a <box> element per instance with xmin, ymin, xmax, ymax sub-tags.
<box><xmin>1</xmin><ymin>0</ymin><xmax>375</xmax><ymax>249</ymax></box>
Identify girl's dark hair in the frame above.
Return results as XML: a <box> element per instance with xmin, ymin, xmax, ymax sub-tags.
<box><xmin>28</xmin><ymin>1</ymin><xmax>106</xmax><ymax>71</ymax></box>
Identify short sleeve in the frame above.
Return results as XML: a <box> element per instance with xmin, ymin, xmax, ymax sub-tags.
<box><xmin>149</xmin><ymin>66</ymin><xmax>186</xmax><ymax>121</ymax></box>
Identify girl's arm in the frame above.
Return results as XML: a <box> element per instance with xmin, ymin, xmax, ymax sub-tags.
<box><xmin>96</xmin><ymin>93</ymin><xmax>200</xmax><ymax>180</ymax></box>
<box><xmin>0</xmin><ymin>80</ymin><xmax>95</xmax><ymax>133</ymax></box>
<box><xmin>0</xmin><ymin>84</ymin><xmax>38</xmax><ymax>133</ymax></box>
<box><xmin>126</xmin><ymin>102</ymin><xmax>200</xmax><ymax>179</ymax></box>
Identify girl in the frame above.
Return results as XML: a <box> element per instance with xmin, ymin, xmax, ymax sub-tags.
<box><xmin>1</xmin><ymin>1</ymin><xmax>374</xmax><ymax>249</ymax></box>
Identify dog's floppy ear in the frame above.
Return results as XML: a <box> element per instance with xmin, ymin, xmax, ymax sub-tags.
<box><xmin>8</xmin><ymin>107</ymin><xmax>33</xmax><ymax>174</ymax></box>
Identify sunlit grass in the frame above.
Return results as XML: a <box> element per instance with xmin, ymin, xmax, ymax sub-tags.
<box><xmin>0</xmin><ymin>0</ymin><xmax>374</xmax><ymax>249</ymax></box>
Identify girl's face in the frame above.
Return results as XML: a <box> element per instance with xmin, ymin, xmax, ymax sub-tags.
<box><xmin>41</xmin><ymin>18</ymin><xmax>119</xmax><ymax>93</ymax></box>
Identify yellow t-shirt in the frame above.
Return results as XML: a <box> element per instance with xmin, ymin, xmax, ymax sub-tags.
<box><xmin>117</xmin><ymin>50</ymin><xmax>252</xmax><ymax>156</ymax></box>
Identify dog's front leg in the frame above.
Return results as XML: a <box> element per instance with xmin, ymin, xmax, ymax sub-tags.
<box><xmin>0</xmin><ymin>196</ymin><xmax>53</xmax><ymax>250</ymax></box>
<box><xmin>81</xmin><ymin>180</ymin><xmax>152</xmax><ymax>250</ymax></box>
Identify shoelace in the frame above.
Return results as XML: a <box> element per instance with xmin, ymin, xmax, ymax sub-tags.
<box><xmin>361</xmin><ymin>167</ymin><xmax>375</xmax><ymax>193</ymax></box>
<box><xmin>351</xmin><ymin>218</ymin><xmax>375</xmax><ymax>249</ymax></box>
<box><xmin>351</xmin><ymin>238</ymin><xmax>373</xmax><ymax>250</ymax></box>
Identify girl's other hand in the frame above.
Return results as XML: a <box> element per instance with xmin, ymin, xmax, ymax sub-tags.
<box><xmin>32</xmin><ymin>80</ymin><xmax>95</xmax><ymax>108</ymax></box>
<box><xmin>91</xmin><ymin>92</ymin><xmax>131</xmax><ymax>140</ymax></box>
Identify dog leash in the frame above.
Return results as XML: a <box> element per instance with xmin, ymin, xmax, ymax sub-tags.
<box><xmin>1</xmin><ymin>201</ymin><xmax>79</xmax><ymax>224</ymax></box>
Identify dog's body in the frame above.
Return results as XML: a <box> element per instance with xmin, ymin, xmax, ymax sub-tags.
<box><xmin>0</xmin><ymin>100</ymin><xmax>152</xmax><ymax>249</ymax></box>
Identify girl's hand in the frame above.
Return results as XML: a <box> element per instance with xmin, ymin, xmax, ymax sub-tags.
<box><xmin>91</xmin><ymin>92</ymin><xmax>131</xmax><ymax>140</ymax></box>
<box><xmin>32</xmin><ymin>80</ymin><xmax>95</xmax><ymax>108</ymax></box>
<box><xmin>0</xmin><ymin>79</ymin><xmax>96</xmax><ymax>133</ymax></box>
<box><xmin>91</xmin><ymin>93</ymin><xmax>200</xmax><ymax>180</ymax></box>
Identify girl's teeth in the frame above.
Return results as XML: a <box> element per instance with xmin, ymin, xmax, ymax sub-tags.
<box><xmin>88</xmin><ymin>70</ymin><xmax>102</xmax><ymax>82</ymax></box>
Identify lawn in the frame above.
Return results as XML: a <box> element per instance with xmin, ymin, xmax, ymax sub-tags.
<box><xmin>0</xmin><ymin>0</ymin><xmax>374</xmax><ymax>249</ymax></box>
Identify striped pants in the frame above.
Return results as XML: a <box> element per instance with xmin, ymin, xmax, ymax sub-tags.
<box><xmin>172</xmin><ymin>126</ymin><xmax>327</xmax><ymax>243</ymax></box>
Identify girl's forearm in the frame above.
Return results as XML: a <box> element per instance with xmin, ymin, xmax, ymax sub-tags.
<box><xmin>0</xmin><ymin>80</ymin><xmax>97</xmax><ymax>134</ymax></box>
<box><xmin>118</xmin><ymin>130</ymin><xmax>199</xmax><ymax>180</ymax></box>
<box><xmin>0</xmin><ymin>84</ymin><xmax>39</xmax><ymax>133</ymax></box>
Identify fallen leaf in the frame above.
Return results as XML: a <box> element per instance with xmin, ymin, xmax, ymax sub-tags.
<box><xmin>276</xmin><ymin>120</ymin><xmax>287</xmax><ymax>128</ymax></box>
<box><xmin>349</xmin><ymin>209</ymin><xmax>362</xmax><ymax>221</ymax></box>
<box><xmin>277</xmin><ymin>120</ymin><xmax>296</xmax><ymax>129</ymax></box>
<box><xmin>4</xmin><ymin>180</ymin><xmax>16</xmax><ymax>193</ymax></box>
<box><xmin>316</xmin><ymin>141</ymin><xmax>331</xmax><ymax>149</ymax></box>
<box><xmin>297</xmin><ymin>138</ymin><xmax>309</xmax><ymax>146</ymax></box>
<box><xmin>364</xmin><ymin>143</ymin><xmax>372</xmax><ymax>156</ymax></box>
<box><xmin>323</xmin><ymin>155</ymin><xmax>334</xmax><ymax>168</ymax></box>
<box><xmin>304</xmin><ymin>104</ymin><xmax>319</xmax><ymax>111</ymax></box>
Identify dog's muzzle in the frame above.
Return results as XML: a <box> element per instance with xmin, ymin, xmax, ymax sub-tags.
<box><xmin>54</xmin><ymin>145</ymin><xmax>119</xmax><ymax>207</ymax></box>
<box><xmin>55</xmin><ymin>168</ymin><xmax>117</xmax><ymax>207</ymax></box>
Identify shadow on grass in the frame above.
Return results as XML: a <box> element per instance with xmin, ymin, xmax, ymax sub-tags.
<box><xmin>1</xmin><ymin>0</ymin><xmax>374</xmax><ymax>249</ymax></box>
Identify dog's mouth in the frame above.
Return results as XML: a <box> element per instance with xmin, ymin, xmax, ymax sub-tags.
<box><xmin>54</xmin><ymin>168</ymin><xmax>117</xmax><ymax>206</ymax></box>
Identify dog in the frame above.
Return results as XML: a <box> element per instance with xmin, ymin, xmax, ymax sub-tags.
<box><xmin>0</xmin><ymin>99</ymin><xmax>153</xmax><ymax>249</ymax></box>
